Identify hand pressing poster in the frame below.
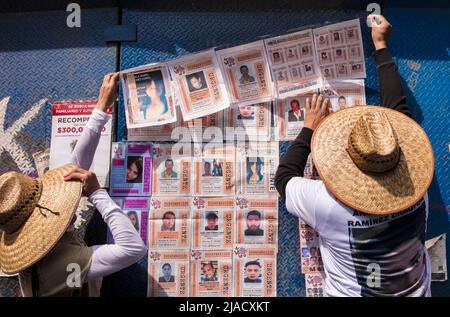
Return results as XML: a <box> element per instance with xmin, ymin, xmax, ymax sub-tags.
<box><xmin>217</xmin><ymin>41</ymin><xmax>274</xmax><ymax>106</ymax></box>
<box><xmin>313</xmin><ymin>19</ymin><xmax>366</xmax><ymax>80</ymax></box>
<box><xmin>168</xmin><ymin>49</ymin><xmax>230</xmax><ymax>121</ymax></box>
<box><xmin>121</xmin><ymin>63</ymin><xmax>176</xmax><ymax>128</ymax></box>
<box><xmin>264</xmin><ymin>29</ymin><xmax>322</xmax><ymax>98</ymax></box>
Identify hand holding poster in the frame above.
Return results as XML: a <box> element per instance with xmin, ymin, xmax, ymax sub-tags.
<box><xmin>168</xmin><ymin>49</ymin><xmax>230</xmax><ymax>121</ymax></box>
<box><xmin>236</xmin><ymin>142</ymin><xmax>279</xmax><ymax>195</ymax></box>
<box><xmin>264</xmin><ymin>29</ymin><xmax>322</xmax><ymax>98</ymax></box>
<box><xmin>49</xmin><ymin>100</ymin><xmax>112</xmax><ymax>187</ymax></box>
<box><xmin>109</xmin><ymin>142</ymin><xmax>152</xmax><ymax>196</ymax></box>
<box><xmin>236</xmin><ymin>197</ymin><xmax>278</xmax><ymax>245</ymax></box>
<box><xmin>217</xmin><ymin>41</ymin><xmax>274</xmax><ymax>106</ymax></box>
<box><xmin>148</xmin><ymin>250</ymin><xmax>190</xmax><ymax>297</ymax></box>
<box><xmin>149</xmin><ymin>197</ymin><xmax>191</xmax><ymax>249</ymax></box>
<box><xmin>121</xmin><ymin>64</ymin><xmax>176</xmax><ymax>128</ymax></box>
<box><xmin>190</xmin><ymin>249</ymin><xmax>233</xmax><ymax>297</ymax></box>
<box><xmin>192</xmin><ymin>197</ymin><xmax>235</xmax><ymax>249</ymax></box>
<box><xmin>233</xmin><ymin>244</ymin><xmax>277</xmax><ymax>297</ymax></box>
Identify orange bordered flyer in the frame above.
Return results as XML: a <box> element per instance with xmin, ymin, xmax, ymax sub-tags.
<box><xmin>217</xmin><ymin>41</ymin><xmax>274</xmax><ymax>107</ymax></box>
<box><xmin>148</xmin><ymin>249</ymin><xmax>190</xmax><ymax>297</ymax></box>
<box><xmin>235</xmin><ymin>196</ymin><xmax>278</xmax><ymax>245</ymax></box>
<box><xmin>192</xmin><ymin>197</ymin><xmax>235</xmax><ymax>249</ymax></box>
<box><xmin>168</xmin><ymin>49</ymin><xmax>230</xmax><ymax>121</ymax></box>
<box><xmin>233</xmin><ymin>244</ymin><xmax>277</xmax><ymax>297</ymax></box>
<box><xmin>152</xmin><ymin>143</ymin><xmax>192</xmax><ymax>196</ymax></box>
<box><xmin>193</xmin><ymin>143</ymin><xmax>236</xmax><ymax>196</ymax></box>
<box><xmin>149</xmin><ymin>197</ymin><xmax>191</xmax><ymax>249</ymax></box>
<box><xmin>190</xmin><ymin>249</ymin><xmax>233</xmax><ymax>297</ymax></box>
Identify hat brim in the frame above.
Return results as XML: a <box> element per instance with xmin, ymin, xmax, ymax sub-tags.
<box><xmin>0</xmin><ymin>164</ymin><xmax>81</xmax><ymax>274</ymax></box>
<box><xmin>312</xmin><ymin>106</ymin><xmax>434</xmax><ymax>215</ymax></box>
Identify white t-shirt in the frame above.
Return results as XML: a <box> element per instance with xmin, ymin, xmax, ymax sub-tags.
<box><xmin>285</xmin><ymin>177</ymin><xmax>431</xmax><ymax>297</ymax></box>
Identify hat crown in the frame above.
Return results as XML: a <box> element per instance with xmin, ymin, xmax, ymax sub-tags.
<box><xmin>346</xmin><ymin>111</ymin><xmax>401</xmax><ymax>173</ymax></box>
<box><xmin>0</xmin><ymin>172</ymin><xmax>42</xmax><ymax>234</ymax></box>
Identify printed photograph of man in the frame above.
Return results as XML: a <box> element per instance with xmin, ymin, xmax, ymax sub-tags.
<box><xmin>161</xmin><ymin>158</ymin><xmax>178</xmax><ymax>179</ymax></box>
<box><xmin>301</xmin><ymin>45</ymin><xmax>310</xmax><ymax>57</ymax></box>
<box><xmin>186</xmin><ymin>71</ymin><xmax>206</xmax><ymax>92</ymax></box>
<box><xmin>338</xmin><ymin>96</ymin><xmax>347</xmax><ymax>110</ymax></box>
<box><xmin>159</xmin><ymin>263</ymin><xmax>175</xmax><ymax>283</ymax></box>
<box><xmin>304</xmin><ymin>64</ymin><xmax>313</xmax><ymax>75</ymax></box>
<box><xmin>237</xmin><ymin>105</ymin><xmax>255</xmax><ymax>120</ymax></box>
<box><xmin>272</xmin><ymin>51</ymin><xmax>282</xmax><ymax>63</ymax></box>
<box><xmin>204</xmin><ymin>212</ymin><xmax>219</xmax><ymax>231</ymax></box>
<box><xmin>287</xmin><ymin>99</ymin><xmax>304</xmax><ymax>122</ymax></box>
<box><xmin>200</xmin><ymin>261</ymin><xmax>218</xmax><ymax>283</ymax></box>
<box><xmin>127</xmin><ymin>211</ymin><xmax>140</xmax><ymax>232</ymax></box>
<box><xmin>161</xmin><ymin>211</ymin><xmax>176</xmax><ymax>231</ymax></box>
<box><xmin>239</xmin><ymin>65</ymin><xmax>255</xmax><ymax>85</ymax></box>
<box><xmin>286</xmin><ymin>48</ymin><xmax>296</xmax><ymax>60</ymax></box>
<box><xmin>245</xmin><ymin>210</ymin><xmax>264</xmax><ymax>236</ymax></box>
<box><xmin>333</xmin><ymin>32</ymin><xmax>341</xmax><ymax>42</ymax></box>
<box><xmin>202</xmin><ymin>161</ymin><xmax>213</xmax><ymax>176</ymax></box>
<box><xmin>126</xmin><ymin>156</ymin><xmax>143</xmax><ymax>183</ymax></box>
<box><xmin>244</xmin><ymin>260</ymin><xmax>262</xmax><ymax>283</ymax></box>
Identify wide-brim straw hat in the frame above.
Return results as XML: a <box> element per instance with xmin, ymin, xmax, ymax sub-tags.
<box><xmin>0</xmin><ymin>164</ymin><xmax>81</xmax><ymax>274</ymax></box>
<box><xmin>312</xmin><ymin>106</ymin><xmax>434</xmax><ymax>215</ymax></box>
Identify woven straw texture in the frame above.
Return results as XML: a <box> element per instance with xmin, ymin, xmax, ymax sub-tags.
<box><xmin>312</xmin><ymin>106</ymin><xmax>434</xmax><ymax>215</ymax></box>
<box><xmin>0</xmin><ymin>164</ymin><xmax>81</xmax><ymax>274</ymax></box>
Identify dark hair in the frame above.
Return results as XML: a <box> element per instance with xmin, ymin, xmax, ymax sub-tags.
<box><xmin>245</xmin><ymin>260</ymin><xmax>261</xmax><ymax>268</ymax></box>
<box><xmin>162</xmin><ymin>263</ymin><xmax>172</xmax><ymax>270</ymax></box>
<box><xmin>247</xmin><ymin>210</ymin><xmax>261</xmax><ymax>219</ymax></box>
<box><xmin>163</xmin><ymin>211</ymin><xmax>175</xmax><ymax>219</ymax></box>
<box><xmin>126</xmin><ymin>211</ymin><xmax>139</xmax><ymax>231</ymax></box>
<box><xmin>165</xmin><ymin>158</ymin><xmax>174</xmax><ymax>165</ymax></box>
<box><xmin>240</xmin><ymin>65</ymin><xmax>249</xmax><ymax>71</ymax></box>
<box><xmin>206</xmin><ymin>212</ymin><xmax>218</xmax><ymax>220</ymax></box>
<box><xmin>126</xmin><ymin>156</ymin><xmax>143</xmax><ymax>183</ymax></box>
<box><xmin>338</xmin><ymin>96</ymin><xmax>346</xmax><ymax>101</ymax></box>
<box><xmin>246</xmin><ymin>158</ymin><xmax>263</xmax><ymax>184</ymax></box>
<box><xmin>290</xmin><ymin>99</ymin><xmax>300</xmax><ymax>107</ymax></box>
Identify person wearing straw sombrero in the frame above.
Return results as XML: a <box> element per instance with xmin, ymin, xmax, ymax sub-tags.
<box><xmin>275</xmin><ymin>15</ymin><xmax>434</xmax><ymax>297</ymax></box>
<box><xmin>0</xmin><ymin>73</ymin><xmax>147</xmax><ymax>296</ymax></box>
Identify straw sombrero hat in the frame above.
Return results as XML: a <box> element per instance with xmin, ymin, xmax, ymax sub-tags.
<box><xmin>312</xmin><ymin>106</ymin><xmax>434</xmax><ymax>215</ymax></box>
<box><xmin>0</xmin><ymin>164</ymin><xmax>81</xmax><ymax>274</ymax></box>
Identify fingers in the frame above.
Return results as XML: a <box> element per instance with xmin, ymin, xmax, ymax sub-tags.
<box><xmin>311</xmin><ymin>94</ymin><xmax>317</xmax><ymax>110</ymax></box>
<box><xmin>306</xmin><ymin>97</ymin><xmax>311</xmax><ymax>111</ymax></box>
<box><xmin>63</xmin><ymin>172</ymin><xmax>87</xmax><ymax>182</ymax></box>
<box><xmin>63</xmin><ymin>166</ymin><xmax>89</xmax><ymax>180</ymax></box>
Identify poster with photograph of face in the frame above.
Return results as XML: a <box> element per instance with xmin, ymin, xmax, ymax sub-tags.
<box><xmin>224</xmin><ymin>102</ymin><xmax>272</xmax><ymax>141</ymax></box>
<box><xmin>152</xmin><ymin>143</ymin><xmax>192</xmax><ymax>196</ymax></box>
<box><xmin>264</xmin><ymin>29</ymin><xmax>322</xmax><ymax>98</ymax></box>
<box><xmin>109</xmin><ymin>142</ymin><xmax>152</xmax><ymax>196</ymax></box>
<box><xmin>190</xmin><ymin>249</ymin><xmax>233</xmax><ymax>297</ymax></box>
<box><xmin>275</xmin><ymin>90</ymin><xmax>315</xmax><ymax>140</ymax></box>
<box><xmin>322</xmin><ymin>79</ymin><xmax>366</xmax><ymax>112</ymax></box>
<box><xmin>110</xmin><ymin>198</ymin><xmax>149</xmax><ymax>246</ymax></box>
<box><xmin>192</xmin><ymin>197</ymin><xmax>235</xmax><ymax>249</ymax></box>
<box><xmin>233</xmin><ymin>244</ymin><xmax>277</xmax><ymax>297</ymax></box>
<box><xmin>236</xmin><ymin>197</ymin><xmax>278</xmax><ymax>245</ymax></box>
<box><xmin>236</xmin><ymin>142</ymin><xmax>279</xmax><ymax>195</ymax></box>
<box><xmin>148</xmin><ymin>250</ymin><xmax>189</xmax><ymax>297</ymax></box>
<box><xmin>194</xmin><ymin>143</ymin><xmax>236</xmax><ymax>196</ymax></box>
<box><xmin>313</xmin><ymin>19</ymin><xmax>366</xmax><ymax>80</ymax></box>
<box><xmin>217</xmin><ymin>40</ymin><xmax>274</xmax><ymax>106</ymax></box>
<box><xmin>149</xmin><ymin>197</ymin><xmax>191</xmax><ymax>249</ymax></box>
<box><xmin>121</xmin><ymin>64</ymin><xmax>176</xmax><ymax>128</ymax></box>
<box><xmin>185</xmin><ymin>111</ymin><xmax>224</xmax><ymax>144</ymax></box>
<box><xmin>168</xmin><ymin>49</ymin><xmax>230</xmax><ymax>121</ymax></box>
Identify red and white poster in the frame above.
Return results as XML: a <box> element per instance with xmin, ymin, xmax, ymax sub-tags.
<box><xmin>49</xmin><ymin>100</ymin><xmax>112</xmax><ymax>187</ymax></box>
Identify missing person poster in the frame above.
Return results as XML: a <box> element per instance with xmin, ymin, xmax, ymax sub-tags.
<box><xmin>236</xmin><ymin>142</ymin><xmax>279</xmax><ymax>196</ymax></box>
<box><xmin>236</xmin><ymin>197</ymin><xmax>278</xmax><ymax>245</ymax></box>
<box><xmin>233</xmin><ymin>244</ymin><xmax>277</xmax><ymax>297</ymax></box>
<box><xmin>186</xmin><ymin>111</ymin><xmax>224</xmax><ymax>144</ymax></box>
<box><xmin>224</xmin><ymin>103</ymin><xmax>272</xmax><ymax>141</ymax></box>
<box><xmin>190</xmin><ymin>249</ymin><xmax>233</xmax><ymax>297</ymax></box>
<box><xmin>152</xmin><ymin>143</ymin><xmax>192</xmax><ymax>196</ymax></box>
<box><xmin>275</xmin><ymin>90</ymin><xmax>315</xmax><ymax>141</ymax></box>
<box><xmin>313</xmin><ymin>19</ymin><xmax>366</xmax><ymax>80</ymax></box>
<box><xmin>109</xmin><ymin>142</ymin><xmax>152</xmax><ymax>196</ymax></box>
<box><xmin>192</xmin><ymin>197</ymin><xmax>235</xmax><ymax>249</ymax></box>
<box><xmin>168</xmin><ymin>49</ymin><xmax>230</xmax><ymax>121</ymax></box>
<box><xmin>121</xmin><ymin>63</ymin><xmax>176</xmax><ymax>128</ymax></box>
<box><xmin>49</xmin><ymin>100</ymin><xmax>112</xmax><ymax>187</ymax></box>
<box><xmin>321</xmin><ymin>79</ymin><xmax>366</xmax><ymax>111</ymax></box>
<box><xmin>111</xmin><ymin>197</ymin><xmax>149</xmax><ymax>245</ymax></box>
<box><xmin>148</xmin><ymin>249</ymin><xmax>190</xmax><ymax>297</ymax></box>
<box><xmin>149</xmin><ymin>197</ymin><xmax>191</xmax><ymax>249</ymax></box>
<box><xmin>264</xmin><ymin>29</ymin><xmax>322</xmax><ymax>98</ymax></box>
<box><xmin>217</xmin><ymin>41</ymin><xmax>274</xmax><ymax>106</ymax></box>
<box><xmin>194</xmin><ymin>143</ymin><xmax>236</xmax><ymax>196</ymax></box>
